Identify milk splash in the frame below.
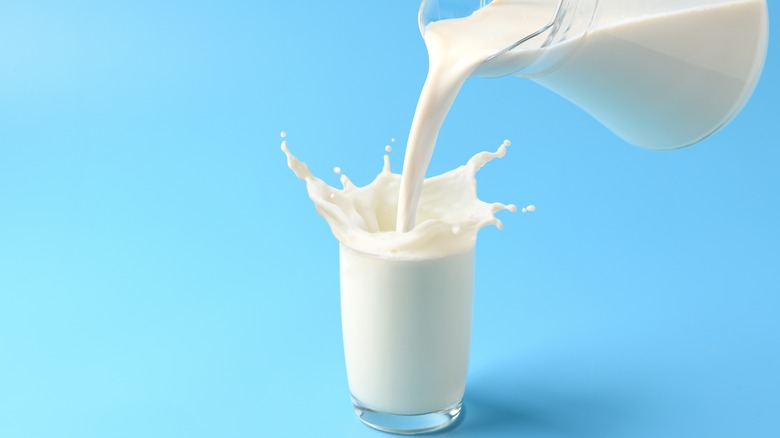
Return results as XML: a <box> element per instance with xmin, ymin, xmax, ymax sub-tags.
<box><xmin>281</xmin><ymin>134</ymin><xmax>529</xmax><ymax>259</ymax></box>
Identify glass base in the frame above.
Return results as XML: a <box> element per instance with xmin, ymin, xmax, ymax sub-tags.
<box><xmin>351</xmin><ymin>396</ymin><xmax>462</xmax><ymax>435</ymax></box>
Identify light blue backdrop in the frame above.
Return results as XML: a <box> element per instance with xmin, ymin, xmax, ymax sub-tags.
<box><xmin>1</xmin><ymin>1</ymin><xmax>778</xmax><ymax>437</ymax></box>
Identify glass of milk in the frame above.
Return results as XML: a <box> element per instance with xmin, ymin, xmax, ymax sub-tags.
<box><xmin>340</xmin><ymin>244</ymin><xmax>474</xmax><ymax>434</ymax></box>
<box><xmin>282</xmin><ymin>110</ymin><xmax>517</xmax><ymax>434</ymax></box>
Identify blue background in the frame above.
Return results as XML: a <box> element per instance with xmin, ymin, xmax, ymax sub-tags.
<box><xmin>1</xmin><ymin>1</ymin><xmax>778</xmax><ymax>437</ymax></box>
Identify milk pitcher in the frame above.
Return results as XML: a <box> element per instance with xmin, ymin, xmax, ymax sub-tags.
<box><xmin>420</xmin><ymin>0</ymin><xmax>769</xmax><ymax>149</ymax></box>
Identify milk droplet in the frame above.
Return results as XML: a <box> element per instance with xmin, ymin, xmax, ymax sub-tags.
<box><xmin>502</xmin><ymin>139</ymin><xmax>511</xmax><ymax>147</ymax></box>
<box><xmin>334</xmin><ymin>166</ymin><xmax>342</xmax><ymax>174</ymax></box>
<box><xmin>280</xmin><ymin>131</ymin><xmax>287</xmax><ymax>138</ymax></box>
<box><xmin>280</xmin><ymin>140</ymin><xmax>288</xmax><ymax>150</ymax></box>
<box><xmin>507</xmin><ymin>204</ymin><xmax>518</xmax><ymax>213</ymax></box>
<box><xmin>521</xmin><ymin>208</ymin><xmax>527</xmax><ymax>213</ymax></box>
<box><xmin>385</xmin><ymin>145</ymin><xmax>392</xmax><ymax>152</ymax></box>
<box><xmin>527</xmin><ymin>205</ymin><xmax>536</xmax><ymax>212</ymax></box>
<box><xmin>391</xmin><ymin>138</ymin><xmax>396</xmax><ymax>142</ymax></box>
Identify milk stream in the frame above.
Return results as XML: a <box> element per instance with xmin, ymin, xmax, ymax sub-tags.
<box><xmin>281</xmin><ymin>137</ymin><xmax>521</xmax><ymax>259</ymax></box>
<box><xmin>396</xmin><ymin>0</ymin><xmax>549</xmax><ymax>231</ymax></box>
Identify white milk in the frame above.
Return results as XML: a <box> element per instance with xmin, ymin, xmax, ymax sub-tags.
<box><xmin>284</xmin><ymin>0</ymin><xmax>764</xmax><ymax>421</ymax></box>
<box><xmin>340</xmin><ymin>245</ymin><xmax>473</xmax><ymax>414</ymax></box>
<box><xmin>282</xmin><ymin>139</ymin><xmax>519</xmax><ymax>416</ymax></box>
<box><xmin>397</xmin><ymin>0</ymin><xmax>766</xmax><ymax>230</ymax></box>
<box><xmin>281</xmin><ymin>140</ymin><xmax>517</xmax><ymax>259</ymax></box>
<box><xmin>396</xmin><ymin>0</ymin><xmax>559</xmax><ymax>231</ymax></box>
<box><xmin>532</xmin><ymin>0</ymin><xmax>766</xmax><ymax>149</ymax></box>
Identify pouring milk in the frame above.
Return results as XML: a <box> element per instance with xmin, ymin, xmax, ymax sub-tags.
<box><xmin>283</xmin><ymin>0</ymin><xmax>767</xmax><ymax>432</ymax></box>
<box><xmin>398</xmin><ymin>0</ymin><xmax>767</xmax><ymax>231</ymax></box>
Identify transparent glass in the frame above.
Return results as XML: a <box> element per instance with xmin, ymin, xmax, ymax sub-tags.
<box><xmin>352</xmin><ymin>397</ymin><xmax>463</xmax><ymax>435</ymax></box>
<box><xmin>419</xmin><ymin>0</ymin><xmax>769</xmax><ymax>150</ymax></box>
<box><xmin>339</xmin><ymin>244</ymin><xmax>475</xmax><ymax>434</ymax></box>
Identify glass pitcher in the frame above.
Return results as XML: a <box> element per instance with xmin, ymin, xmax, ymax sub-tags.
<box><xmin>420</xmin><ymin>0</ymin><xmax>769</xmax><ymax>150</ymax></box>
